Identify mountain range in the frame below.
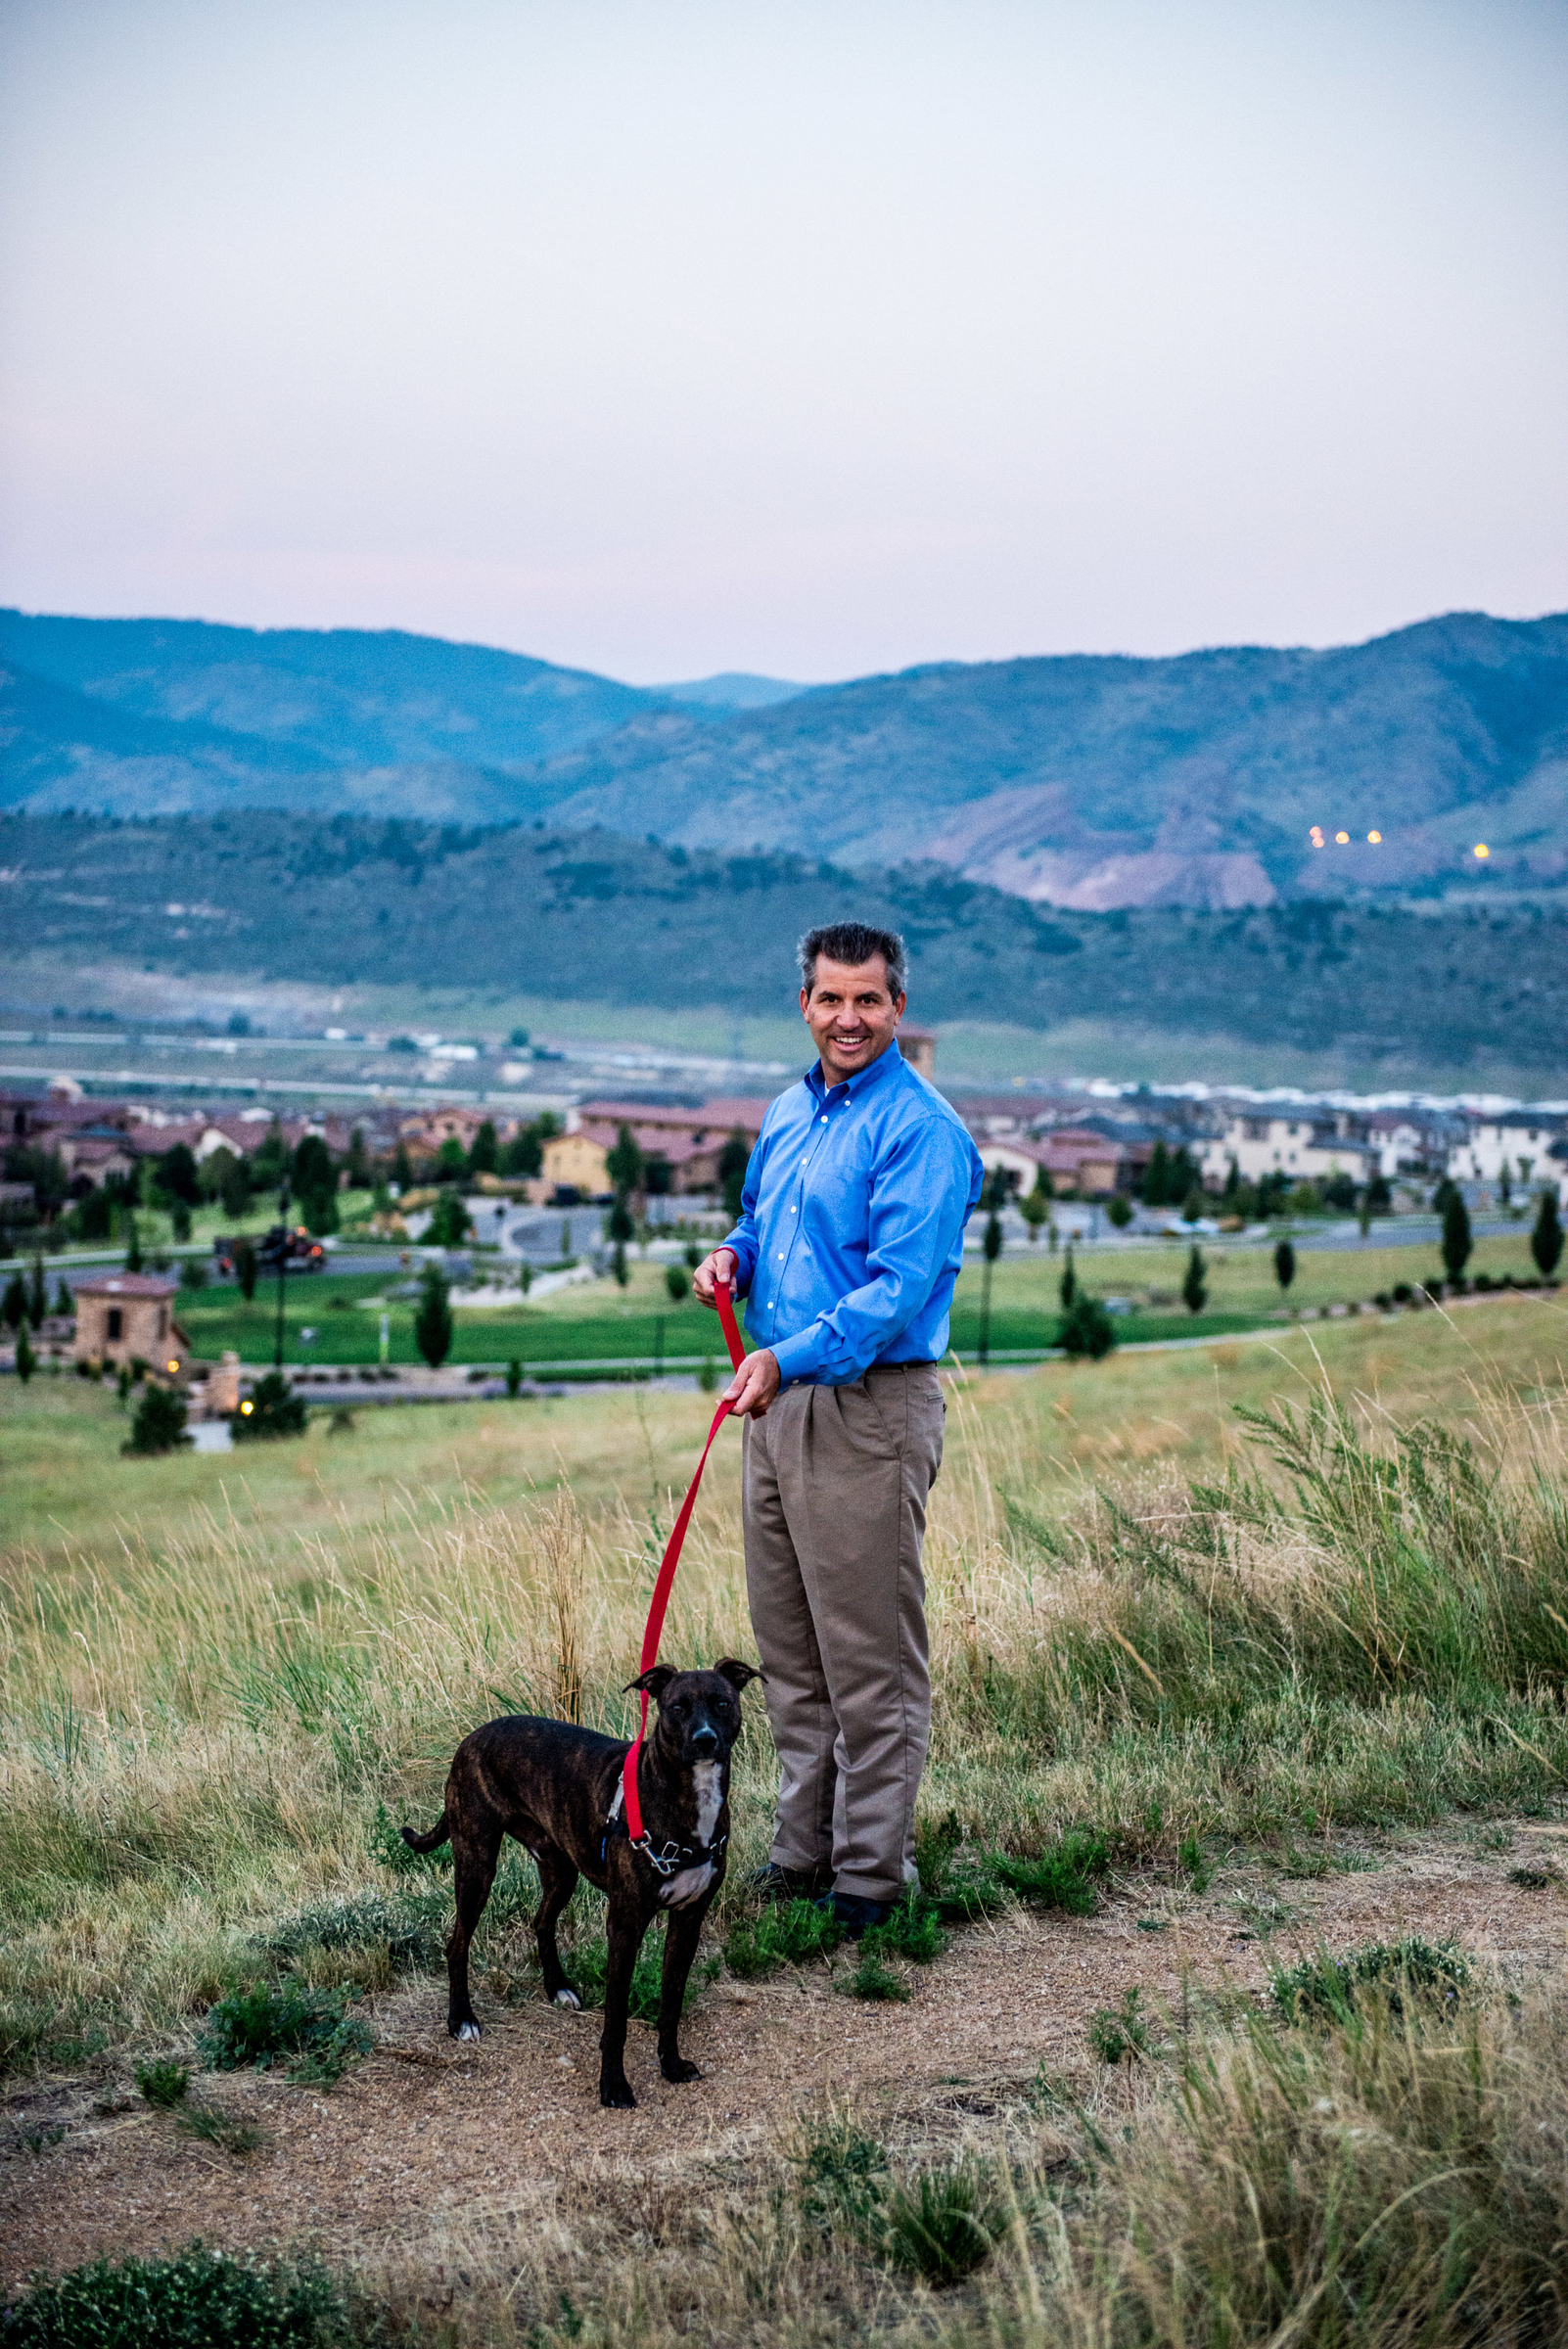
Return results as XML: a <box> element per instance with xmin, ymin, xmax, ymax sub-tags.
<box><xmin>2</xmin><ymin>607</ymin><xmax>1564</xmax><ymax>909</ymax></box>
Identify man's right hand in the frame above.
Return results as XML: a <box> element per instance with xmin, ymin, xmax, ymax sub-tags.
<box><xmin>692</xmin><ymin>1246</ymin><xmax>738</xmax><ymax>1309</ymax></box>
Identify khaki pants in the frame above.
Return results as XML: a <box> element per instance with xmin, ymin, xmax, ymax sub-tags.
<box><xmin>742</xmin><ymin>1364</ymin><xmax>945</xmax><ymax>1903</ymax></box>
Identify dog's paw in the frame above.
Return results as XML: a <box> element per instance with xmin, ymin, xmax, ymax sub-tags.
<box><xmin>599</xmin><ymin>2077</ymin><xmax>637</xmax><ymax>2109</ymax></box>
<box><xmin>452</xmin><ymin>2020</ymin><xmax>482</xmax><ymax>2042</ymax></box>
<box><xmin>552</xmin><ymin>1987</ymin><xmax>582</xmax><ymax>2011</ymax></box>
<box><xmin>660</xmin><ymin>2056</ymin><xmax>703</xmax><ymax>2085</ymax></box>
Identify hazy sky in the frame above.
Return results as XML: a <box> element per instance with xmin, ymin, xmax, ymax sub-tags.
<box><xmin>1</xmin><ymin>1</ymin><xmax>1563</xmax><ymax>681</ymax></box>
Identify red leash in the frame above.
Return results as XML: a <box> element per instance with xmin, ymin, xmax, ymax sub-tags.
<box><xmin>621</xmin><ymin>1279</ymin><xmax>748</xmax><ymax>1847</ymax></box>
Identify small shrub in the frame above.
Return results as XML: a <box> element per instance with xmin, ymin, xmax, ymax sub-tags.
<box><xmin>0</xmin><ymin>2243</ymin><xmax>348</xmax><ymax>2347</ymax></box>
<box><xmin>505</xmin><ymin>1357</ymin><xmax>524</xmax><ymax>1397</ymax></box>
<box><xmin>792</xmin><ymin>2121</ymin><xmax>889</xmax><ymax>2232</ymax></box>
<box><xmin>861</xmin><ymin>1888</ymin><xmax>947</xmax><ymax>1965</ymax></box>
<box><xmin>722</xmin><ymin>1898</ymin><xmax>843</xmax><ymax>1980</ymax></box>
<box><xmin>122</xmin><ymin>1384</ymin><xmax>190</xmax><ymax>1456</ymax></box>
<box><xmin>172</xmin><ymin>2104</ymin><xmax>268</xmax><ymax>2155</ymax></box>
<box><xmin>232</xmin><ymin>1371</ymin><xmax>308</xmax><ymax>1442</ymax></box>
<box><xmin>1089</xmin><ymin>1985</ymin><xmax>1152</xmax><ymax>2065</ymax></box>
<box><xmin>135</xmin><ymin>2058</ymin><xmax>189</xmax><ymax>2108</ymax></box>
<box><xmin>1178</xmin><ymin>1827</ymin><xmax>1214</xmax><ymax>1892</ymax></box>
<box><xmin>988</xmin><ymin>1828</ymin><xmax>1111</xmax><ymax>1914</ymax></box>
<box><xmin>1271</xmin><ymin>1936</ymin><xmax>1471</xmax><ymax>2027</ymax></box>
<box><xmin>879</xmin><ymin>2160</ymin><xmax>1007</xmax><ymax>2285</ymax></box>
<box><xmin>370</xmin><ymin>1803</ymin><xmax>449</xmax><ymax>1873</ymax></box>
<box><xmin>840</xmin><ymin>1948</ymin><xmax>909</xmax><ymax>2002</ymax></box>
<box><xmin>1507</xmin><ymin>1865</ymin><xmax>1555</xmax><ymax>1891</ymax></box>
<box><xmin>262</xmin><ymin>1891</ymin><xmax>444</xmax><ymax>1974</ymax></box>
<box><xmin>1059</xmin><ymin>1293</ymin><xmax>1116</xmax><ymax>1359</ymax></box>
<box><xmin>664</xmin><ymin>1264</ymin><xmax>689</xmax><ymax>1302</ymax></box>
<box><xmin>197</xmin><ymin>1982</ymin><xmax>373</xmax><ymax>2086</ymax></box>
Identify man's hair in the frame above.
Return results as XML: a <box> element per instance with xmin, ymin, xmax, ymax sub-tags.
<box><xmin>798</xmin><ymin>921</ymin><xmax>907</xmax><ymax>999</ymax></box>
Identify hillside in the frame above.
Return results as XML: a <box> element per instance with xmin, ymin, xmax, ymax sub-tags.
<box><xmin>4</xmin><ymin>608</ymin><xmax>1565</xmax><ymax>908</ymax></box>
<box><xmin>5</xmin><ymin>810</ymin><xmax>1566</xmax><ymax>1071</ymax></box>
<box><xmin>531</xmin><ymin>611</ymin><xmax>1568</xmax><ymax>904</ymax></box>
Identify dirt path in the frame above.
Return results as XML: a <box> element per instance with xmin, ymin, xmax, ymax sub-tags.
<box><xmin>5</xmin><ymin>1820</ymin><xmax>1564</xmax><ymax>2292</ymax></box>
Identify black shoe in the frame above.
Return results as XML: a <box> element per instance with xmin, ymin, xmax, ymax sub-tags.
<box><xmin>820</xmin><ymin>1891</ymin><xmax>893</xmax><ymax>1941</ymax></box>
<box><xmin>749</xmin><ymin>1862</ymin><xmax>834</xmax><ymax>1903</ymax></box>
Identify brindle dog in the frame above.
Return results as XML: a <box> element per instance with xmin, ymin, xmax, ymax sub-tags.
<box><xmin>402</xmin><ymin>1660</ymin><xmax>761</xmax><ymax>2107</ymax></box>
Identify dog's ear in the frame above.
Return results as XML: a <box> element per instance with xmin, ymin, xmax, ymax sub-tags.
<box><xmin>624</xmin><ymin>1664</ymin><xmax>678</xmax><ymax>1701</ymax></box>
<box><xmin>714</xmin><ymin>1657</ymin><xmax>764</xmax><ymax>1693</ymax></box>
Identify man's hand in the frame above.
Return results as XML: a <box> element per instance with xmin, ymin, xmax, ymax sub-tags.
<box><xmin>722</xmin><ymin>1347</ymin><xmax>781</xmax><ymax>1419</ymax></box>
<box><xmin>692</xmin><ymin>1246</ymin><xmax>738</xmax><ymax>1308</ymax></box>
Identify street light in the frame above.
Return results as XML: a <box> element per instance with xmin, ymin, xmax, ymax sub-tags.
<box><xmin>273</xmin><ymin>1177</ymin><xmax>291</xmax><ymax>1369</ymax></box>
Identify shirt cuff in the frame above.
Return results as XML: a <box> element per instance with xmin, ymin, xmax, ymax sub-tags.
<box><xmin>769</xmin><ymin>1327</ymin><xmax>829</xmax><ymax>1385</ymax></box>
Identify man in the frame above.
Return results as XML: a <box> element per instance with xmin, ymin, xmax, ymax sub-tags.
<box><xmin>693</xmin><ymin>920</ymin><xmax>984</xmax><ymax>1935</ymax></box>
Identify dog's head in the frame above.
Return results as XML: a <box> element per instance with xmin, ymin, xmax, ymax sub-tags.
<box><xmin>625</xmin><ymin>1658</ymin><xmax>762</xmax><ymax>1768</ymax></box>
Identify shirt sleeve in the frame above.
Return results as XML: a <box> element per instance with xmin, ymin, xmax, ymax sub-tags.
<box><xmin>768</xmin><ymin>1117</ymin><xmax>981</xmax><ymax>1385</ymax></box>
<box><xmin>718</xmin><ymin>1126</ymin><xmax>764</xmax><ymax>1295</ymax></box>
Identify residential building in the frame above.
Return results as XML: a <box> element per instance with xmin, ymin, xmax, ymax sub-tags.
<box><xmin>1199</xmin><ymin>1115</ymin><xmax>1378</xmax><ymax>1189</ymax></box>
<box><xmin>976</xmin><ymin>1128</ymin><xmax>1129</xmax><ymax>1199</ymax></box>
<box><xmin>1447</xmin><ymin>1111</ymin><xmax>1568</xmax><ymax>1190</ymax></box>
<box><xmin>571</xmin><ymin>1096</ymin><xmax>779</xmax><ymax>1196</ymax></box>
<box><xmin>539</xmin><ymin>1130</ymin><xmax>613</xmax><ymax>1198</ymax></box>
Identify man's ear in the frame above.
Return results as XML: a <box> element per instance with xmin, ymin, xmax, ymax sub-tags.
<box><xmin>714</xmin><ymin>1657</ymin><xmax>764</xmax><ymax>1693</ymax></box>
<box><xmin>625</xmin><ymin>1664</ymin><xmax>678</xmax><ymax>1701</ymax></box>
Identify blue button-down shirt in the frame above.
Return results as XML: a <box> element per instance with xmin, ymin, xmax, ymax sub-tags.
<box><xmin>721</xmin><ymin>1040</ymin><xmax>985</xmax><ymax>1387</ymax></box>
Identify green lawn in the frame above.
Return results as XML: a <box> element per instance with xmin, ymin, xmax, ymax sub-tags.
<box><xmin>163</xmin><ymin>1229</ymin><xmax>1556</xmax><ymax>1367</ymax></box>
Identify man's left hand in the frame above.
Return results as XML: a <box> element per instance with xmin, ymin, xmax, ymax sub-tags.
<box><xmin>722</xmin><ymin>1348</ymin><xmax>781</xmax><ymax>1419</ymax></box>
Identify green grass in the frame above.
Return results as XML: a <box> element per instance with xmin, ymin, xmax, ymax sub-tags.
<box><xmin>156</xmin><ymin>1230</ymin><xmax>1560</xmax><ymax>1368</ymax></box>
<box><xmin>0</xmin><ymin>2244</ymin><xmax>360</xmax><ymax>2347</ymax></box>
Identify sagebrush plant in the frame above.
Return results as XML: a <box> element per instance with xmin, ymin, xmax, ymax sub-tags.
<box><xmin>3</xmin><ymin>1371</ymin><xmax>1567</xmax><ymax>2068</ymax></box>
<box><xmin>0</xmin><ymin>2243</ymin><xmax>363</xmax><ymax>2348</ymax></box>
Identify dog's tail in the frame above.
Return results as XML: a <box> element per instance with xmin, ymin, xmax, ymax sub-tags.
<box><xmin>401</xmin><ymin>1812</ymin><xmax>451</xmax><ymax>1855</ymax></box>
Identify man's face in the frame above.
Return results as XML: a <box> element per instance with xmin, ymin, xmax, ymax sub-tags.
<box><xmin>801</xmin><ymin>956</ymin><xmax>905</xmax><ymax>1084</ymax></box>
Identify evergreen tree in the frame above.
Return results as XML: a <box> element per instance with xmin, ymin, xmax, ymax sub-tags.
<box><xmin>346</xmin><ymin>1126</ymin><xmax>371</xmax><ymax>1188</ymax></box>
<box><xmin>413</xmin><ymin>1262</ymin><xmax>453</xmax><ymax>1368</ymax></box>
<box><xmin>2</xmin><ymin>1271</ymin><xmax>24</xmax><ymax>1331</ymax></box>
<box><xmin>1441</xmin><ymin>1190</ymin><xmax>1473</xmax><ymax>1285</ymax></box>
<box><xmin>469</xmin><ymin>1120</ymin><xmax>499</xmax><ymax>1177</ymax></box>
<box><xmin>232</xmin><ymin>1369</ymin><xmax>309</xmax><ymax>1440</ymax></box>
<box><xmin>234</xmin><ymin>1235</ymin><xmax>258</xmax><ymax>1303</ymax></box>
<box><xmin>124</xmin><ymin>1382</ymin><xmax>189</xmax><ymax>1453</ymax></box>
<box><xmin>293</xmin><ymin>1133</ymin><xmax>338</xmax><ymax>1234</ymax></box>
<box><xmin>426</xmin><ymin>1191</ymin><xmax>471</xmax><ymax>1248</ymax></box>
<box><xmin>608</xmin><ymin>1195</ymin><xmax>635</xmax><ymax>1246</ymax></box>
<box><xmin>392</xmin><ymin>1141</ymin><xmax>414</xmax><ymax>1191</ymax></box>
<box><xmin>718</xmin><ymin>1132</ymin><xmax>750</xmax><ymax>1221</ymax></box>
<box><xmin>252</xmin><ymin>1121</ymin><xmax>287</xmax><ymax>1191</ymax></box>
<box><xmin>1141</xmin><ymin>1140</ymin><xmax>1170</xmax><ymax>1206</ymax></box>
<box><xmin>607</xmin><ymin>1123</ymin><xmax>644</xmax><ymax>1198</ymax></box>
<box><xmin>220</xmin><ymin>1155</ymin><xmax>251</xmax><ymax>1219</ymax></box>
<box><xmin>1531</xmin><ymin>1188</ymin><xmax>1563</xmax><ymax>1278</ymax></box>
<box><xmin>55</xmin><ymin>1278</ymin><xmax>73</xmax><ymax>1316</ymax></box>
<box><xmin>1059</xmin><ymin>1294</ymin><xmax>1116</xmax><ymax>1359</ymax></box>
<box><xmin>1273</xmin><ymin>1239</ymin><xmax>1296</xmax><ymax>1294</ymax></box>
<box><xmin>27</xmin><ymin>1254</ymin><xmax>47</xmax><ymax>1329</ymax></box>
<box><xmin>979</xmin><ymin>1190</ymin><xmax>1003</xmax><ymax>1364</ymax></box>
<box><xmin>170</xmin><ymin>1199</ymin><xmax>193</xmax><ymax>1243</ymax></box>
<box><xmin>613</xmin><ymin>1240</ymin><xmax>629</xmax><ymax>1289</ymax></box>
<box><xmin>123</xmin><ymin>1216</ymin><xmax>143</xmax><ymax>1272</ymax></box>
<box><xmin>1059</xmin><ymin>1246</ymin><xmax>1077</xmax><ymax>1311</ymax></box>
<box><xmin>437</xmin><ymin>1137</ymin><xmax>468</xmax><ymax>1182</ymax></box>
<box><xmin>1182</xmin><ymin>1243</ymin><xmax>1208</xmax><ymax>1314</ymax></box>
<box><xmin>156</xmin><ymin>1142</ymin><xmax>202</xmax><ymax>1207</ymax></box>
<box><xmin>14</xmin><ymin>1320</ymin><xmax>35</xmax><ymax>1383</ymax></box>
<box><xmin>1222</xmin><ymin>1157</ymin><xmax>1241</xmax><ymax>1205</ymax></box>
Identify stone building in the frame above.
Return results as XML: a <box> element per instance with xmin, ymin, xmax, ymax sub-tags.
<box><xmin>70</xmin><ymin>1274</ymin><xmax>189</xmax><ymax>1380</ymax></box>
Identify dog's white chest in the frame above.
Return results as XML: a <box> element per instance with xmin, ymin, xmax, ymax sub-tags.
<box><xmin>692</xmin><ymin>1760</ymin><xmax>722</xmax><ymax>1846</ymax></box>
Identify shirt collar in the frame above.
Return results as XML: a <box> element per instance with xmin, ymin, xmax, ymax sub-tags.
<box><xmin>805</xmin><ymin>1037</ymin><xmax>904</xmax><ymax>1105</ymax></box>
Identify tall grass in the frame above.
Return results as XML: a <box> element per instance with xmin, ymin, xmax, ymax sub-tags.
<box><xmin>1</xmin><ymin>1371</ymin><xmax>1566</xmax><ymax>2067</ymax></box>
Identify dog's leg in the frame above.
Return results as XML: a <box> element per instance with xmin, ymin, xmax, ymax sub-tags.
<box><xmin>532</xmin><ymin>1845</ymin><xmax>582</xmax><ymax>2010</ymax></box>
<box><xmin>657</xmin><ymin>1900</ymin><xmax>708</xmax><ymax>2085</ymax></box>
<box><xmin>445</xmin><ymin>1818</ymin><xmax>502</xmax><ymax>2041</ymax></box>
<box><xmin>597</xmin><ymin>1896</ymin><xmax>647</xmax><ymax>2109</ymax></box>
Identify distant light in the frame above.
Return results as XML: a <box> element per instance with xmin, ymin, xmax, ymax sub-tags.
<box><xmin>1334</xmin><ymin>831</ymin><xmax>1350</xmax><ymax>845</ymax></box>
<box><xmin>166</xmin><ymin>1359</ymin><xmax>179</xmax><ymax>1373</ymax></box>
<box><xmin>240</xmin><ymin>1399</ymin><xmax>254</xmax><ymax>1414</ymax></box>
<box><xmin>1473</xmin><ymin>844</ymin><xmax>1491</xmax><ymax>860</ymax></box>
<box><xmin>1309</xmin><ymin>826</ymin><xmax>1324</xmax><ymax>848</ymax></box>
<box><xmin>1367</xmin><ymin>831</ymin><xmax>1381</xmax><ymax>845</ymax></box>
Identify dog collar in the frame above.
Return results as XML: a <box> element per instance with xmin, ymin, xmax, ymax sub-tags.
<box><xmin>602</xmin><ymin>1776</ymin><xmax>728</xmax><ymax>1877</ymax></box>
